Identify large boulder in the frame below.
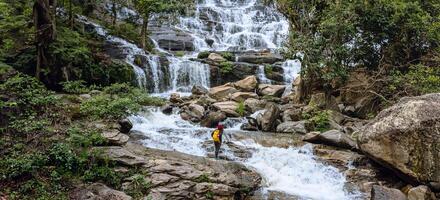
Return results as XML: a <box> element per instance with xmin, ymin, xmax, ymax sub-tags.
<box><xmin>244</xmin><ymin>98</ymin><xmax>267</xmax><ymax>113</ymax></box>
<box><xmin>207</xmin><ymin>53</ymin><xmax>226</xmax><ymax>62</ymax></box>
<box><xmin>257</xmin><ymin>84</ymin><xmax>286</xmax><ymax>97</ymax></box>
<box><xmin>118</xmin><ymin>118</ymin><xmax>133</xmax><ymax>134</ymax></box>
<box><xmin>407</xmin><ymin>185</ymin><xmax>436</xmax><ymax>200</ymax></box>
<box><xmin>276</xmin><ymin>121</ymin><xmax>311</xmax><ymax>134</ymax></box>
<box><xmin>70</xmin><ymin>183</ymin><xmax>132</xmax><ymax>200</ymax></box>
<box><xmin>371</xmin><ymin>185</ymin><xmax>406</xmax><ymax>200</ymax></box>
<box><xmin>212</xmin><ymin>101</ymin><xmax>239</xmax><ymax>117</ymax></box>
<box><xmin>304</xmin><ymin>130</ymin><xmax>357</xmax><ymax>150</ymax></box>
<box><xmin>150</xmin><ymin>27</ymin><xmax>194</xmax><ymax>51</ymax></box>
<box><xmin>181</xmin><ymin>104</ymin><xmax>205</xmax><ymax>122</ymax></box>
<box><xmin>231</xmin><ymin>92</ymin><xmax>258</xmax><ymax>102</ymax></box>
<box><xmin>358</xmin><ymin>93</ymin><xmax>440</xmax><ymax>186</ymax></box>
<box><xmin>282</xmin><ymin>108</ymin><xmax>302</xmax><ymax>122</ymax></box>
<box><xmin>101</xmin><ymin>130</ymin><xmax>129</xmax><ymax>146</ymax></box>
<box><xmin>234</xmin><ymin>75</ymin><xmax>258</xmax><ymax>92</ymax></box>
<box><xmin>169</xmin><ymin>93</ymin><xmax>183</xmax><ymax>104</ymax></box>
<box><xmin>236</xmin><ymin>52</ymin><xmax>283</xmax><ymax>64</ymax></box>
<box><xmin>208</xmin><ymin>85</ymin><xmax>238</xmax><ymax>100</ymax></box>
<box><xmin>257</xmin><ymin>103</ymin><xmax>280</xmax><ymax>132</ymax></box>
<box><xmin>191</xmin><ymin>85</ymin><xmax>208</xmax><ymax>95</ymax></box>
<box><xmin>200</xmin><ymin>111</ymin><xmax>227</xmax><ymax>128</ymax></box>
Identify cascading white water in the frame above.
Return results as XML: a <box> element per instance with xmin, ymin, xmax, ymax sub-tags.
<box><xmin>77</xmin><ymin>16</ymin><xmax>149</xmax><ymax>89</ymax></box>
<box><xmin>281</xmin><ymin>59</ymin><xmax>301</xmax><ymax>95</ymax></box>
<box><xmin>257</xmin><ymin>65</ymin><xmax>272</xmax><ymax>84</ymax></box>
<box><xmin>177</xmin><ymin>0</ymin><xmax>289</xmax><ymax>51</ymax></box>
<box><xmin>129</xmin><ymin>108</ymin><xmax>362</xmax><ymax>200</ymax></box>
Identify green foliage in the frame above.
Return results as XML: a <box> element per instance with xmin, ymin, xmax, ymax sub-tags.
<box><xmin>197</xmin><ymin>51</ymin><xmax>210</xmax><ymax>59</ymax></box>
<box><xmin>67</xmin><ymin>126</ymin><xmax>106</xmax><ymax>148</ymax></box>
<box><xmin>83</xmin><ymin>164</ymin><xmax>123</xmax><ymax>187</ymax></box>
<box><xmin>61</xmin><ymin>80</ymin><xmax>90</xmax><ymax>94</ymax></box>
<box><xmin>302</xmin><ymin>109</ymin><xmax>331</xmax><ymax>132</ymax></box>
<box><xmin>389</xmin><ymin>65</ymin><xmax>440</xmax><ymax>96</ymax></box>
<box><xmin>236</xmin><ymin>101</ymin><xmax>245</xmax><ymax>117</ymax></box>
<box><xmin>80</xmin><ymin>83</ymin><xmax>164</xmax><ymax>119</ymax></box>
<box><xmin>276</xmin><ymin>0</ymin><xmax>439</xmax><ymax>98</ymax></box>
<box><xmin>221</xmin><ymin>52</ymin><xmax>235</xmax><ymax>61</ymax></box>
<box><xmin>124</xmin><ymin>174</ymin><xmax>151</xmax><ymax>199</ymax></box>
<box><xmin>0</xmin><ymin>73</ymin><xmax>58</xmax><ymax>134</ymax></box>
<box><xmin>194</xmin><ymin>173</ymin><xmax>212</xmax><ymax>183</ymax></box>
<box><xmin>108</xmin><ymin>22</ymin><xmax>139</xmax><ymax>43</ymax></box>
<box><xmin>175</xmin><ymin>51</ymin><xmax>185</xmax><ymax>57</ymax></box>
<box><xmin>219</xmin><ymin>61</ymin><xmax>234</xmax><ymax>74</ymax></box>
<box><xmin>0</xmin><ymin>0</ymin><xmax>33</xmax><ymax>61</ymax></box>
<box><xmin>264</xmin><ymin>65</ymin><xmax>273</xmax><ymax>75</ymax></box>
<box><xmin>0</xmin><ymin>153</ymin><xmax>48</xmax><ymax>181</ymax></box>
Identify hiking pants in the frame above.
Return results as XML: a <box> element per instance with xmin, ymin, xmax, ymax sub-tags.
<box><xmin>214</xmin><ymin>141</ymin><xmax>221</xmax><ymax>158</ymax></box>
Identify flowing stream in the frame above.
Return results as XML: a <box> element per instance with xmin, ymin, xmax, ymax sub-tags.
<box><xmin>129</xmin><ymin>108</ymin><xmax>362</xmax><ymax>200</ymax></box>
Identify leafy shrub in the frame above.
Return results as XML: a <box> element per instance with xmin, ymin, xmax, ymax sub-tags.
<box><xmin>61</xmin><ymin>80</ymin><xmax>90</xmax><ymax>94</ymax></box>
<box><xmin>197</xmin><ymin>51</ymin><xmax>210</xmax><ymax>59</ymax></box>
<box><xmin>67</xmin><ymin>127</ymin><xmax>106</xmax><ymax>148</ymax></box>
<box><xmin>219</xmin><ymin>61</ymin><xmax>234</xmax><ymax>74</ymax></box>
<box><xmin>124</xmin><ymin>174</ymin><xmax>151</xmax><ymax>199</ymax></box>
<box><xmin>80</xmin><ymin>83</ymin><xmax>164</xmax><ymax>119</ymax></box>
<box><xmin>389</xmin><ymin>65</ymin><xmax>440</xmax><ymax>96</ymax></box>
<box><xmin>0</xmin><ymin>153</ymin><xmax>48</xmax><ymax>181</ymax></box>
<box><xmin>83</xmin><ymin>164</ymin><xmax>123</xmax><ymax>187</ymax></box>
<box><xmin>0</xmin><ymin>73</ymin><xmax>58</xmax><ymax>134</ymax></box>
<box><xmin>221</xmin><ymin>52</ymin><xmax>235</xmax><ymax>61</ymax></box>
<box><xmin>48</xmin><ymin>143</ymin><xmax>81</xmax><ymax>171</ymax></box>
<box><xmin>236</xmin><ymin>101</ymin><xmax>245</xmax><ymax>117</ymax></box>
<box><xmin>309</xmin><ymin>110</ymin><xmax>331</xmax><ymax>132</ymax></box>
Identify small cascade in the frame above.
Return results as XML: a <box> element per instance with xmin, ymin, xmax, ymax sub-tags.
<box><xmin>167</xmin><ymin>56</ymin><xmax>211</xmax><ymax>94</ymax></box>
<box><xmin>145</xmin><ymin>55</ymin><xmax>162</xmax><ymax>93</ymax></box>
<box><xmin>256</xmin><ymin>65</ymin><xmax>271</xmax><ymax>84</ymax></box>
<box><xmin>281</xmin><ymin>59</ymin><xmax>301</xmax><ymax>95</ymax></box>
<box><xmin>77</xmin><ymin>16</ymin><xmax>148</xmax><ymax>89</ymax></box>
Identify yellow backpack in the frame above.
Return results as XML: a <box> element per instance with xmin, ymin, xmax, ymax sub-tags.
<box><xmin>212</xmin><ymin>130</ymin><xmax>221</xmax><ymax>142</ymax></box>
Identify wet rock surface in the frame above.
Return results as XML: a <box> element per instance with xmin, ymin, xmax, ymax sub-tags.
<box><xmin>95</xmin><ymin>143</ymin><xmax>262</xmax><ymax>200</ymax></box>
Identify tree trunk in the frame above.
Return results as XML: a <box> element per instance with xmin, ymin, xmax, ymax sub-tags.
<box><xmin>51</xmin><ymin>0</ymin><xmax>57</xmax><ymax>39</ymax></box>
<box><xmin>69</xmin><ymin>0</ymin><xmax>73</xmax><ymax>28</ymax></box>
<box><xmin>33</xmin><ymin>0</ymin><xmax>55</xmax><ymax>80</ymax></box>
<box><xmin>140</xmin><ymin>18</ymin><xmax>149</xmax><ymax>49</ymax></box>
<box><xmin>112</xmin><ymin>1</ymin><xmax>117</xmax><ymax>26</ymax></box>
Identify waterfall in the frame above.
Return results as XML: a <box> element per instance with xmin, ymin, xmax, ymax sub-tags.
<box><xmin>281</xmin><ymin>59</ymin><xmax>301</xmax><ymax>95</ymax></box>
<box><xmin>257</xmin><ymin>65</ymin><xmax>272</xmax><ymax>84</ymax></box>
<box><xmin>77</xmin><ymin>16</ymin><xmax>149</xmax><ymax>90</ymax></box>
<box><xmin>176</xmin><ymin>0</ymin><xmax>289</xmax><ymax>51</ymax></box>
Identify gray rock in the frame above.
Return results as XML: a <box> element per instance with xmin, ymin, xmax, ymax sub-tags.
<box><xmin>169</xmin><ymin>93</ymin><xmax>183</xmax><ymax>104</ymax></box>
<box><xmin>258</xmin><ymin>84</ymin><xmax>286</xmax><ymax>97</ymax></box>
<box><xmin>101</xmin><ymin>130</ymin><xmax>129</xmax><ymax>146</ymax></box>
<box><xmin>304</xmin><ymin>130</ymin><xmax>357</xmax><ymax>150</ymax></box>
<box><xmin>408</xmin><ymin>185</ymin><xmax>436</xmax><ymax>200</ymax></box>
<box><xmin>231</xmin><ymin>92</ymin><xmax>258</xmax><ymax>102</ymax></box>
<box><xmin>191</xmin><ymin>85</ymin><xmax>208</xmax><ymax>95</ymax></box>
<box><xmin>161</xmin><ymin>103</ymin><xmax>174</xmax><ymax>115</ymax></box>
<box><xmin>282</xmin><ymin>108</ymin><xmax>302</xmax><ymax>122</ymax></box>
<box><xmin>70</xmin><ymin>183</ymin><xmax>132</xmax><ymax>200</ymax></box>
<box><xmin>236</xmin><ymin>52</ymin><xmax>283</xmax><ymax>64</ymax></box>
<box><xmin>371</xmin><ymin>185</ymin><xmax>406</xmax><ymax>200</ymax></box>
<box><xmin>118</xmin><ymin>118</ymin><xmax>133</xmax><ymax>134</ymax></box>
<box><xmin>212</xmin><ymin>101</ymin><xmax>239</xmax><ymax>117</ymax></box>
<box><xmin>358</xmin><ymin>93</ymin><xmax>440</xmax><ymax>185</ymax></box>
<box><xmin>276</xmin><ymin>121</ymin><xmax>311</xmax><ymax>134</ymax></box>
<box><xmin>207</xmin><ymin>53</ymin><xmax>226</xmax><ymax>62</ymax></box>
<box><xmin>208</xmin><ymin>85</ymin><xmax>238</xmax><ymax>100</ymax></box>
<box><xmin>244</xmin><ymin>98</ymin><xmax>267</xmax><ymax>113</ymax></box>
<box><xmin>234</xmin><ymin>75</ymin><xmax>258</xmax><ymax>92</ymax></box>
<box><xmin>150</xmin><ymin>27</ymin><xmax>194</xmax><ymax>51</ymax></box>
<box><xmin>257</xmin><ymin>103</ymin><xmax>280</xmax><ymax>132</ymax></box>
<box><xmin>200</xmin><ymin>111</ymin><xmax>227</xmax><ymax>128</ymax></box>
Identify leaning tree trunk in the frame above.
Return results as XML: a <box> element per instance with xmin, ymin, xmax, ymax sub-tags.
<box><xmin>33</xmin><ymin>0</ymin><xmax>55</xmax><ymax>81</ymax></box>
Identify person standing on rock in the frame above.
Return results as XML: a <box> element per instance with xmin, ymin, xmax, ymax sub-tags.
<box><xmin>211</xmin><ymin>123</ymin><xmax>228</xmax><ymax>159</ymax></box>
